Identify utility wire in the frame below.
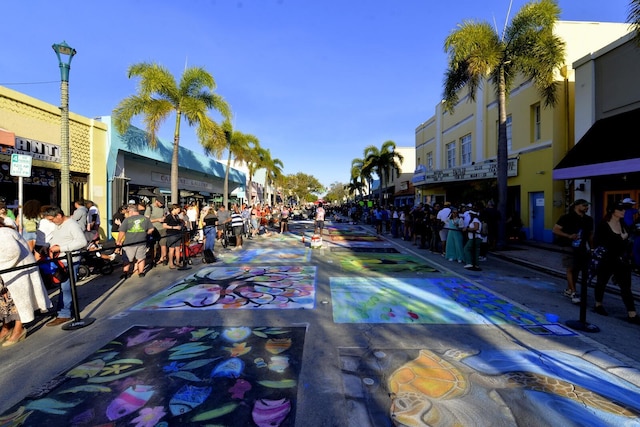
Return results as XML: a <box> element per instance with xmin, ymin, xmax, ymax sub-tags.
<box><xmin>0</xmin><ymin>80</ymin><xmax>58</xmax><ymax>86</ymax></box>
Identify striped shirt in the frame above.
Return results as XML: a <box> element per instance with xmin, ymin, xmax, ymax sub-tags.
<box><xmin>231</xmin><ymin>212</ymin><xmax>244</xmax><ymax>228</ymax></box>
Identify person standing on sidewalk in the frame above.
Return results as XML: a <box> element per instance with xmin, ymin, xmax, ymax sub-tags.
<box><xmin>436</xmin><ymin>202</ymin><xmax>452</xmax><ymax>256</ymax></box>
<box><xmin>552</xmin><ymin>199</ymin><xmax>593</xmax><ymax>304</ymax></box>
<box><xmin>592</xmin><ymin>201</ymin><xmax>640</xmax><ymax>324</ymax></box>
<box><xmin>445</xmin><ymin>207</ymin><xmax>465</xmax><ymax>263</ymax></box>
<box><xmin>42</xmin><ymin>206</ymin><xmax>87</xmax><ymax>326</ymax></box>
<box><xmin>71</xmin><ymin>200</ymin><xmax>88</xmax><ymax>232</ymax></box>
<box><xmin>145</xmin><ymin>198</ymin><xmax>167</xmax><ymax>265</ymax></box>
<box><xmin>231</xmin><ymin>204</ymin><xmax>244</xmax><ymax>249</ymax></box>
<box><xmin>116</xmin><ymin>204</ymin><xmax>154</xmax><ymax>278</ymax></box>
<box><xmin>463</xmin><ymin>209</ymin><xmax>482</xmax><ymax>269</ymax></box>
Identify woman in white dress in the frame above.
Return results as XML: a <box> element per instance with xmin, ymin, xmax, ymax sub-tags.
<box><xmin>0</xmin><ymin>217</ymin><xmax>52</xmax><ymax>346</ymax></box>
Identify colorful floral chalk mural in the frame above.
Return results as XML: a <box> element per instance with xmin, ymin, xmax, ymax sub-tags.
<box><xmin>330</xmin><ymin>277</ymin><xmax>573</xmax><ymax>335</ymax></box>
<box><xmin>220</xmin><ymin>248</ymin><xmax>311</xmax><ymax>264</ymax></box>
<box><xmin>335</xmin><ymin>253</ymin><xmax>438</xmax><ymax>273</ymax></box>
<box><xmin>0</xmin><ymin>326</ymin><xmax>306</xmax><ymax>426</ymax></box>
<box><xmin>131</xmin><ymin>266</ymin><xmax>316</xmax><ymax>311</ymax></box>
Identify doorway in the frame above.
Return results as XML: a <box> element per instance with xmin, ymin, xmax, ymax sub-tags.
<box><xmin>529</xmin><ymin>191</ymin><xmax>545</xmax><ymax>241</ymax></box>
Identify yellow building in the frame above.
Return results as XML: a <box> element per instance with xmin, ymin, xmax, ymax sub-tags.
<box><xmin>413</xmin><ymin>21</ymin><xmax>629</xmax><ymax>243</ymax></box>
<box><xmin>0</xmin><ymin>85</ymin><xmax>109</xmax><ymax>239</ymax></box>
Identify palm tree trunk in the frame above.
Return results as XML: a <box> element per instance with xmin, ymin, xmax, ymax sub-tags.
<box><xmin>171</xmin><ymin>112</ymin><xmax>182</xmax><ymax>205</ymax></box>
<box><xmin>223</xmin><ymin>150</ymin><xmax>231</xmax><ymax>209</ymax></box>
<box><xmin>264</xmin><ymin>178</ymin><xmax>269</xmax><ymax>206</ymax></box>
<box><xmin>496</xmin><ymin>68</ymin><xmax>508</xmax><ymax>249</ymax></box>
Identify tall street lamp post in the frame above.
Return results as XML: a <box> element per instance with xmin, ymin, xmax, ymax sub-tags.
<box><xmin>52</xmin><ymin>41</ymin><xmax>76</xmax><ymax>214</ymax></box>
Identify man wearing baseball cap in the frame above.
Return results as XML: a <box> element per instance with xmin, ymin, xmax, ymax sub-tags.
<box><xmin>552</xmin><ymin>199</ymin><xmax>594</xmax><ymax>304</ymax></box>
<box><xmin>620</xmin><ymin>198</ymin><xmax>637</xmax><ymax>228</ymax></box>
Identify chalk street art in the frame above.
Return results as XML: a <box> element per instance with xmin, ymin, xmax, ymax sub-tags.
<box><xmin>220</xmin><ymin>248</ymin><xmax>311</xmax><ymax>263</ymax></box>
<box><xmin>329</xmin><ymin>235</ymin><xmax>382</xmax><ymax>242</ymax></box>
<box><xmin>434</xmin><ymin>277</ymin><xmax>576</xmax><ymax>334</ymax></box>
<box><xmin>475</xmin><ymin>271</ymin><xmax>560</xmax><ymax>293</ymax></box>
<box><xmin>330</xmin><ymin>277</ymin><xmax>573</xmax><ymax>335</ymax></box>
<box><xmin>326</xmin><ymin>225</ymin><xmax>368</xmax><ymax>235</ymax></box>
<box><xmin>329</xmin><ymin>240</ymin><xmax>393</xmax><ymax>248</ymax></box>
<box><xmin>330</xmin><ymin>247</ymin><xmax>399</xmax><ymax>253</ymax></box>
<box><xmin>0</xmin><ymin>326</ymin><xmax>305</xmax><ymax>426</ymax></box>
<box><xmin>130</xmin><ymin>266</ymin><xmax>316</xmax><ymax>311</ymax></box>
<box><xmin>339</xmin><ymin>347</ymin><xmax>640</xmax><ymax>426</ymax></box>
<box><xmin>335</xmin><ymin>253</ymin><xmax>438</xmax><ymax>273</ymax></box>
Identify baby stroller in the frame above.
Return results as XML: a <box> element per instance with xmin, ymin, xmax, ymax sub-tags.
<box><xmin>219</xmin><ymin>223</ymin><xmax>236</xmax><ymax>249</ymax></box>
<box><xmin>77</xmin><ymin>241</ymin><xmax>115</xmax><ymax>281</ymax></box>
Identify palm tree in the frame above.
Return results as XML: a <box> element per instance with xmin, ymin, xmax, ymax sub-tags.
<box><xmin>362</xmin><ymin>140</ymin><xmax>404</xmax><ymax>206</ymax></box>
<box><xmin>259</xmin><ymin>148</ymin><xmax>284</xmax><ymax>206</ymax></box>
<box><xmin>244</xmin><ymin>140</ymin><xmax>264</xmax><ymax>206</ymax></box>
<box><xmin>346</xmin><ymin>180</ymin><xmax>365</xmax><ymax>201</ymax></box>
<box><xmin>113</xmin><ymin>62</ymin><xmax>231</xmax><ymax>204</ymax></box>
<box><xmin>630</xmin><ymin>0</ymin><xmax>640</xmax><ymax>44</ymax></box>
<box><xmin>350</xmin><ymin>158</ymin><xmax>368</xmax><ymax>200</ymax></box>
<box><xmin>203</xmin><ymin>119</ymin><xmax>258</xmax><ymax>208</ymax></box>
<box><xmin>443</xmin><ymin>0</ymin><xmax>565</xmax><ymax>248</ymax></box>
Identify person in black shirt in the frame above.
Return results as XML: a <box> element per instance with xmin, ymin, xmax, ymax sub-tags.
<box><xmin>592</xmin><ymin>201</ymin><xmax>640</xmax><ymax>324</ymax></box>
<box><xmin>552</xmin><ymin>199</ymin><xmax>593</xmax><ymax>304</ymax></box>
<box><xmin>163</xmin><ymin>204</ymin><xmax>184</xmax><ymax>269</ymax></box>
<box><xmin>111</xmin><ymin>205</ymin><xmax>127</xmax><ymax>241</ymax></box>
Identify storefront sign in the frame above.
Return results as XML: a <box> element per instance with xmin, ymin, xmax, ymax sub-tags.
<box><xmin>0</xmin><ymin>135</ymin><xmax>62</xmax><ymax>163</ymax></box>
<box><xmin>151</xmin><ymin>172</ymin><xmax>214</xmax><ymax>191</ymax></box>
<box><xmin>411</xmin><ymin>164</ymin><xmax>427</xmax><ymax>184</ymax></box>
<box><xmin>423</xmin><ymin>159</ymin><xmax>518</xmax><ymax>184</ymax></box>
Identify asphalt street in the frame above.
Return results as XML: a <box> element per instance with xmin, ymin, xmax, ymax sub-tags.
<box><xmin>1</xmin><ymin>220</ymin><xmax>640</xmax><ymax>426</ymax></box>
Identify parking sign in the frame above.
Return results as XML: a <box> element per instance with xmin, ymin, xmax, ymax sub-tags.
<box><xmin>10</xmin><ymin>153</ymin><xmax>32</xmax><ymax>177</ymax></box>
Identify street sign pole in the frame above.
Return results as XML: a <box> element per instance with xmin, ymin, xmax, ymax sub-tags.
<box><xmin>18</xmin><ymin>176</ymin><xmax>23</xmax><ymax>232</ymax></box>
<box><xmin>10</xmin><ymin>153</ymin><xmax>33</xmax><ymax>232</ymax></box>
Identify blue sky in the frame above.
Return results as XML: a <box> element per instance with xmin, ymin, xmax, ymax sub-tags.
<box><xmin>0</xmin><ymin>0</ymin><xmax>631</xmax><ymax>189</ymax></box>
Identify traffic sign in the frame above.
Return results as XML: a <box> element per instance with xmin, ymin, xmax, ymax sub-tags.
<box><xmin>10</xmin><ymin>153</ymin><xmax>32</xmax><ymax>177</ymax></box>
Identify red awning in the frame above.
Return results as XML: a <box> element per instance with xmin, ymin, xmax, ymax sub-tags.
<box><xmin>0</xmin><ymin>128</ymin><xmax>15</xmax><ymax>148</ymax></box>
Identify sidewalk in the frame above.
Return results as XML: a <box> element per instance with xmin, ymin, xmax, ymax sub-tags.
<box><xmin>490</xmin><ymin>240</ymin><xmax>640</xmax><ymax>301</ymax></box>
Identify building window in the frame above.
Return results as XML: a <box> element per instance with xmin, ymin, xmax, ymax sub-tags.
<box><xmin>427</xmin><ymin>152</ymin><xmax>433</xmax><ymax>170</ymax></box>
<box><xmin>532</xmin><ymin>103</ymin><xmax>541</xmax><ymax>141</ymax></box>
<box><xmin>460</xmin><ymin>134</ymin><xmax>472</xmax><ymax>165</ymax></box>
<box><xmin>446</xmin><ymin>141</ymin><xmax>456</xmax><ymax>168</ymax></box>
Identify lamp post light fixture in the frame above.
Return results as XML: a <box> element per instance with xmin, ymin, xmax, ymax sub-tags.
<box><xmin>52</xmin><ymin>41</ymin><xmax>76</xmax><ymax>214</ymax></box>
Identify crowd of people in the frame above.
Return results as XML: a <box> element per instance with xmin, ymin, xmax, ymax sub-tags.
<box><xmin>0</xmin><ymin>195</ymin><xmax>320</xmax><ymax>343</ymax></box>
<box><xmin>0</xmin><ymin>199</ymin><xmax>93</xmax><ymax>344</ymax></box>
<box><xmin>2</xmin><ymin>192</ymin><xmax>639</xmax><ymax>346</ymax></box>
<box><xmin>340</xmin><ymin>200</ymin><xmax>501</xmax><ymax>269</ymax></box>
<box><xmin>553</xmin><ymin>197</ymin><xmax>640</xmax><ymax>324</ymax></box>
<box><xmin>110</xmin><ymin>199</ymin><xmax>316</xmax><ymax>278</ymax></box>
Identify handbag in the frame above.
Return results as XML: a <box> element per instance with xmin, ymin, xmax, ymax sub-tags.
<box><xmin>51</xmin><ymin>259</ymin><xmax>69</xmax><ymax>285</ymax></box>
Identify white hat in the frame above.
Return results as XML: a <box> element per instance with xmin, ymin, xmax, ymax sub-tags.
<box><xmin>622</xmin><ymin>198</ymin><xmax>636</xmax><ymax>205</ymax></box>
